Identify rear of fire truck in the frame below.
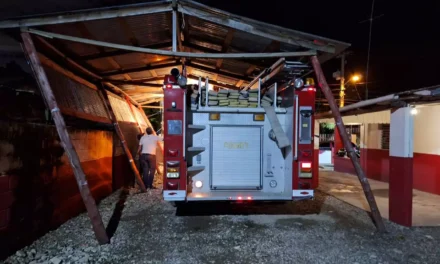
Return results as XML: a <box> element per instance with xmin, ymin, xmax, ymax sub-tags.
<box><xmin>161</xmin><ymin>60</ymin><xmax>317</xmax><ymax>203</ymax></box>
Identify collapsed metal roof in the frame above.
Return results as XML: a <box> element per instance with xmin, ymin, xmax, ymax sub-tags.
<box><xmin>316</xmin><ymin>84</ymin><xmax>440</xmax><ymax>119</ymax></box>
<box><xmin>0</xmin><ymin>0</ymin><xmax>350</xmax><ymax>106</ymax></box>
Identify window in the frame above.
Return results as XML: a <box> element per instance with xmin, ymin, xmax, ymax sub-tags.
<box><xmin>380</xmin><ymin>124</ymin><xmax>390</xmax><ymax>149</ymax></box>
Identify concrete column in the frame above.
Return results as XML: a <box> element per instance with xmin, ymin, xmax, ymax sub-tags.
<box><xmin>389</xmin><ymin>107</ymin><xmax>414</xmax><ymax>227</ymax></box>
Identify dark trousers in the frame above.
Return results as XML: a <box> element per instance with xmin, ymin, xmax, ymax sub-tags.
<box><xmin>140</xmin><ymin>154</ymin><xmax>156</xmax><ymax>188</ymax></box>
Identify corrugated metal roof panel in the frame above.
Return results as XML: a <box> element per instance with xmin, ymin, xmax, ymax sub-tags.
<box><xmin>221</xmin><ymin>59</ymin><xmax>251</xmax><ymax>75</ymax></box>
<box><xmin>189</xmin><ymin>67</ymin><xmax>216</xmax><ymax>80</ymax></box>
<box><xmin>83</xmin><ymin>19</ymin><xmax>132</xmax><ymax>46</ymax></box>
<box><xmin>112</xmin><ymin>53</ymin><xmax>169</xmax><ymax>69</ymax></box>
<box><xmin>43</xmin><ymin>24</ymin><xmax>100</xmax><ymax>56</ymax></box>
<box><xmin>188</xmin><ymin>16</ymin><xmax>228</xmax><ymax>41</ymax></box>
<box><xmin>87</xmin><ymin>59</ymin><xmax>118</xmax><ymax>72</ymax></box>
<box><xmin>231</xmin><ymin>31</ymin><xmax>272</xmax><ymax>53</ymax></box>
<box><xmin>154</xmin><ymin>66</ymin><xmax>175</xmax><ymax>76</ymax></box>
<box><xmin>192</xmin><ymin>58</ymin><xmax>217</xmax><ymax>68</ymax></box>
<box><xmin>125</xmin><ymin>12</ymin><xmax>171</xmax><ymax>46</ymax></box>
<box><xmin>126</xmin><ymin>70</ymin><xmax>153</xmax><ymax>80</ymax></box>
<box><xmin>188</xmin><ymin>38</ymin><xmax>221</xmax><ymax>51</ymax></box>
<box><xmin>216</xmin><ymin>75</ymin><xmax>238</xmax><ymax>85</ymax></box>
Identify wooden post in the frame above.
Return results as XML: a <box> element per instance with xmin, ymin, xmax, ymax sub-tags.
<box><xmin>21</xmin><ymin>32</ymin><xmax>110</xmax><ymax>244</ymax></box>
<box><xmin>125</xmin><ymin>95</ymin><xmax>143</xmax><ymax>134</ymax></box>
<box><xmin>310</xmin><ymin>55</ymin><xmax>386</xmax><ymax>232</ymax></box>
<box><xmin>98</xmin><ymin>85</ymin><xmax>147</xmax><ymax>192</ymax></box>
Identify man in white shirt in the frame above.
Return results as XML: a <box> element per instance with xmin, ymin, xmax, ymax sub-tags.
<box><xmin>137</xmin><ymin>127</ymin><xmax>163</xmax><ymax>189</ymax></box>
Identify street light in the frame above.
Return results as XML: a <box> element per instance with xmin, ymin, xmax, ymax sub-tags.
<box><xmin>351</xmin><ymin>75</ymin><xmax>361</xmax><ymax>82</ymax></box>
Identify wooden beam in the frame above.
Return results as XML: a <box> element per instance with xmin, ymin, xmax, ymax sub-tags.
<box><xmin>178</xmin><ymin>2</ymin><xmax>335</xmax><ymax>53</ymax></box>
<box><xmin>235</xmin><ymin>80</ymin><xmax>245</xmax><ymax>88</ymax></box>
<box><xmin>60</xmin><ymin>107</ymin><xmax>111</xmax><ymax>124</ymax></box>
<box><xmin>216</xmin><ymin>29</ymin><xmax>235</xmax><ymax>69</ymax></box>
<box><xmin>0</xmin><ymin>3</ymin><xmax>172</xmax><ymax>28</ymax></box>
<box><xmin>102</xmin><ymin>79</ymin><xmax>164</xmax><ymax>87</ymax></box>
<box><xmin>125</xmin><ymin>89</ymin><xmax>163</xmax><ymax>95</ymax></box>
<box><xmin>100</xmin><ymin>60</ymin><xmax>180</xmax><ymax>77</ymax></box>
<box><xmin>310</xmin><ymin>55</ymin><xmax>386</xmax><ymax>232</ymax></box>
<box><xmin>26</xmin><ymin>28</ymin><xmax>317</xmax><ymax>59</ymax></box>
<box><xmin>39</xmin><ymin>54</ymin><xmax>97</xmax><ymax>90</ymax></box>
<box><xmin>21</xmin><ymin>32</ymin><xmax>110</xmax><ymax>244</ymax></box>
<box><xmin>97</xmin><ymin>85</ymin><xmax>147</xmax><ymax>192</ymax></box>
<box><xmin>244</xmin><ymin>40</ymin><xmax>279</xmax><ymax>77</ymax></box>
<box><xmin>186</xmin><ymin>61</ymin><xmax>252</xmax><ymax>81</ymax></box>
<box><xmin>104</xmin><ymin>82</ymin><xmax>142</xmax><ymax>107</ymax></box>
<box><xmin>32</xmin><ymin>35</ymin><xmax>144</xmax><ymax>109</ymax></box>
<box><xmin>81</xmin><ymin>42</ymin><xmax>171</xmax><ymax>61</ymax></box>
<box><xmin>183</xmin><ymin>41</ymin><xmax>267</xmax><ymax>69</ymax></box>
<box><xmin>244</xmin><ymin>58</ymin><xmax>285</xmax><ymax>90</ymax></box>
<box><xmin>35</xmin><ymin>36</ymin><xmax>101</xmax><ymax>80</ymax></box>
<box><xmin>142</xmin><ymin>106</ymin><xmax>163</xmax><ymax>109</ymax></box>
<box><xmin>140</xmin><ymin>98</ymin><xmax>163</xmax><ymax>105</ymax></box>
<box><xmin>245</xmin><ymin>65</ymin><xmax>257</xmax><ymax>76</ymax></box>
<box><xmin>187</xmin><ymin>74</ymin><xmax>239</xmax><ymax>90</ymax></box>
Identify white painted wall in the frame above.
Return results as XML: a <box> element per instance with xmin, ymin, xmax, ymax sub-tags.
<box><xmin>390</xmin><ymin>107</ymin><xmax>414</xmax><ymax>157</ymax></box>
<box><xmin>318</xmin><ymin>109</ymin><xmax>390</xmax><ymax>124</ymax></box>
<box><xmin>366</xmin><ymin>124</ymin><xmax>382</xmax><ymax>149</ymax></box>
<box><xmin>413</xmin><ymin>104</ymin><xmax>440</xmax><ymax>155</ymax></box>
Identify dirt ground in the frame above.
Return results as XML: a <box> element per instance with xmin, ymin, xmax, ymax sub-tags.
<box><xmin>3</xmin><ymin>181</ymin><xmax>440</xmax><ymax>264</ymax></box>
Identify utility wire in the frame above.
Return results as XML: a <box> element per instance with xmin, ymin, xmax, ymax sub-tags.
<box><xmin>365</xmin><ymin>0</ymin><xmax>376</xmax><ymax>100</ymax></box>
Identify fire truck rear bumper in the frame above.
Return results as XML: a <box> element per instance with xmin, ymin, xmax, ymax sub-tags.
<box><xmin>163</xmin><ymin>190</ymin><xmax>186</xmax><ymax>201</ymax></box>
<box><xmin>292</xmin><ymin>190</ymin><xmax>314</xmax><ymax>200</ymax></box>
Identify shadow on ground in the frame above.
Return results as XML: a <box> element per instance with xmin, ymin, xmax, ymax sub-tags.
<box><xmin>105</xmin><ymin>188</ymin><xmax>129</xmax><ymax>239</ymax></box>
<box><xmin>175</xmin><ymin>191</ymin><xmax>327</xmax><ymax>216</ymax></box>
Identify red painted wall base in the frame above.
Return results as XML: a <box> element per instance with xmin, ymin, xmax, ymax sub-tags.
<box><xmin>413</xmin><ymin>153</ymin><xmax>440</xmax><ymax>195</ymax></box>
<box><xmin>333</xmin><ymin>149</ymin><xmax>440</xmax><ymax>196</ymax></box>
<box><xmin>389</xmin><ymin>156</ymin><xmax>413</xmax><ymax>227</ymax></box>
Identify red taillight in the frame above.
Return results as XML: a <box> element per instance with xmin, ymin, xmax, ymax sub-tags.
<box><xmin>247</xmin><ymin>196</ymin><xmax>252</xmax><ymax>200</ymax></box>
<box><xmin>168</xmin><ymin>149</ymin><xmax>178</xmax><ymax>157</ymax></box>
<box><xmin>308</xmin><ymin>87</ymin><xmax>316</xmax><ymax>92</ymax></box>
<box><xmin>166</xmin><ymin>181</ymin><xmax>179</xmax><ymax>190</ymax></box>
<box><xmin>166</xmin><ymin>84</ymin><xmax>172</xmax><ymax>89</ymax></box>
<box><xmin>301</xmin><ymin>162</ymin><xmax>312</xmax><ymax>169</ymax></box>
<box><xmin>237</xmin><ymin>196</ymin><xmax>243</xmax><ymax>200</ymax></box>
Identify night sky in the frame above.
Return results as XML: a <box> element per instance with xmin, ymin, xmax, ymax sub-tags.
<box><xmin>1</xmin><ymin>0</ymin><xmax>439</xmax><ymax>100</ymax></box>
<box><xmin>201</xmin><ymin>0</ymin><xmax>440</xmax><ymax>100</ymax></box>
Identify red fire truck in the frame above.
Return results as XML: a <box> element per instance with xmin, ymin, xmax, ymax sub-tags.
<box><xmin>161</xmin><ymin>60</ymin><xmax>318</xmax><ymax>203</ymax></box>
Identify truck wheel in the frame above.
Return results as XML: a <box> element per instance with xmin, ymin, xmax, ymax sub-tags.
<box><xmin>172</xmin><ymin>201</ymin><xmax>184</xmax><ymax>208</ymax></box>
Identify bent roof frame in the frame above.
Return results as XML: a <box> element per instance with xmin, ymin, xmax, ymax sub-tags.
<box><xmin>0</xmin><ymin>0</ymin><xmax>350</xmax><ymax>106</ymax></box>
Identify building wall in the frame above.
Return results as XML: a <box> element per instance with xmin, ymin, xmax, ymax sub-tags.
<box><xmin>329</xmin><ymin>112</ymin><xmax>391</xmax><ymax>182</ymax></box>
<box><xmin>413</xmin><ymin>105</ymin><xmax>440</xmax><ymax>195</ymax></box>
<box><xmin>0</xmin><ymin>121</ymin><xmax>134</xmax><ymax>259</ymax></box>
<box><xmin>329</xmin><ymin>105</ymin><xmax>440</xmax><ymax>196</ymax></box>
<box><xmin>360</xmin><ymin>124</ymin><xmax>390</xmax><ymax>182</ymax></box>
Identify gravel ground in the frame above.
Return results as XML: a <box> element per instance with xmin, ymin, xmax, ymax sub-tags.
<box><xmin>3</xmin><ymin>183</ymin><xmax>440</xmax><ymax>264</ymax></box>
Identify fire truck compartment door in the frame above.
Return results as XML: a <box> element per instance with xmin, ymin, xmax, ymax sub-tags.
<box><xmin>211</xmin><ymin>126</ymin><xmax>262</xmax><ymax>189</ymax></box>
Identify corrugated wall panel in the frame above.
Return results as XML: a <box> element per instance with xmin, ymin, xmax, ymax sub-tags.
<box><xmin>44</xmin><ymin>66</ymin><xmax>110</xmax><ymax>120</ymax></box>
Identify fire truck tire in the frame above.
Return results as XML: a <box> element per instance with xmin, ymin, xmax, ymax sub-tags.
<box><xmin>172</xmin><ymin>201</ymin><xmax>184</xmax><ymax>208</ymax></box>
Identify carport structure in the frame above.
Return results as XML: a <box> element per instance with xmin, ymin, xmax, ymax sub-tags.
<box><xmin>0</xmin><ymin>0</ymin><xmax>370</xmax><ymax>244</ymax></box>
<box><xmin>0</xmin><ymin>0</ymin><xmax>348</xmax><ymax>103</ymax></box>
